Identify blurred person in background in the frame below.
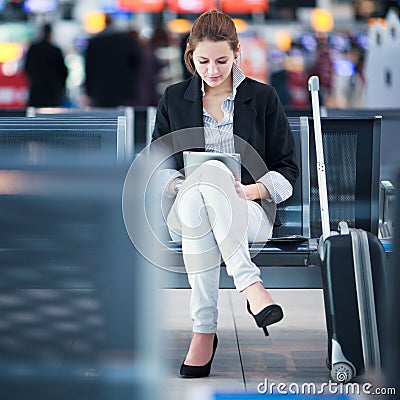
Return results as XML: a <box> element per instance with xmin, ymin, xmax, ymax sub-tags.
<box><xmin>307</xmin><ymin>33</ymin><xmax>334</xmax><ymax>107</ymax></box>
<box><xmin>346</xmin><ymin>42</ymin><xmax>366</xmax><ymax>107</ymax></box>
<box><xmin>149</xmin><ymin>24</ymin><xmax>182</xmax><ymax>101</ymax></box>
<box><xmin>84</xmin><ymin>14</ymin><xmax>142</xmax><ymax>107</ymax></box>
<box><xmin>24</xmin><ymin>23</ymin><xmax>68</xmax><ymax>107</ymax></box>
<box><xmin>136</xmin><ymin>23</ymin><xmax>183</xmax><ymax>106</ymax></box>
<box><xmin>136</xmin><ymin>24</ymin><xmax>170</xmax><ymax>107</ymax></box>
<box><xmin>285</xmin><ymin>46</ymin><xmax>309</xmax><ymax>109</ymax></box>
<box><xmin>270</xmin><ymin>52</ymin><xmax>291</xmax><ymax>108</ymax></box>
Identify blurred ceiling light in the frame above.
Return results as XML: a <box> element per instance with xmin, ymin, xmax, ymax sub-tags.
<box><xmin>275</xmin><ymin>30</ymin><xmax>292</xmax><ymax>52</ymax></box>
<box><xmin>167</xmin><ymin>0</ymin><xmax>216</xmax><ymax>13</ymax></box>
<box><xmin>119</xmin><ymin>0</ymin><xmax>164</xmax><ymax>13</ymax></box>
<box><xmin>232</xmin><ymin>19</ymin><xmax>247</xmax><ymax>34</ymax></box>
<box><xmin>167</xmin><ymin>18</ymin><xmax>192</xmax><ymax>34</ymax></box>
<box><xmin>24</xmin><ymin>0</ymin><xmax>57</xmax><ymax>14</ymax></box>
<box><xmin>333</xmin><ymin>59</ymin><xmax>355</xmax><ymax>77</ymax></box>
<box><xmin>311</xmin><ymin>8</ymin><xmax>334</xmax><ymax>33</ymax></box>
<box><xmin>2</xmin><ymin>61</ymin><xmax>19</xmax><ymax>76</ymax></box>
<box><xmin>0</xmin><ymin>42</ymin><xmax>23</xmax><ymax>63</ymax></box>
<box><xmin>368</xmin><ymin>17</ymin><xmax>387</xmax><ymax>27</ymax></box>
<box><xmin>221</xmin><ymin>0</ymin><xmax>268</xmax><ymax>14</ymax></box>
<box><xmin>84</xmin><ymin>11</ymin><xmax>106</xmax><ymax>34</ymax></box>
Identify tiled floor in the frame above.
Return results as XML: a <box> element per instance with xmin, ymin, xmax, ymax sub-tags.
<box><xmin>161</xmin><ymin>289</ymin><xmax>329</xmax><ymax>399</ymax></box>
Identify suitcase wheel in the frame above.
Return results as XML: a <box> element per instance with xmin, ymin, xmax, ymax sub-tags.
<box><xmin>331</xmin><ymin>362</ymin><xmax>354</xmax><ymax>383</ymax></box>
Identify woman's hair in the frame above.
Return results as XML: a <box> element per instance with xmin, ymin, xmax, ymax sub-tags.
<box><xmin>184</xmin><ymin>10</ymin><xmax>239</xmax><ymax>75</ymax></box>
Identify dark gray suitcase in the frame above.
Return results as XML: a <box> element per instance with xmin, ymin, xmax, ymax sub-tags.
<box><xmin>308</xmin><ymin>76</ymin><xmax>388</xmax><ymax>383</ymax></box>
<box><xmin>321</xmin><ymin>227</ymin><xmax>387</xmax><ymax>382</ymax></box>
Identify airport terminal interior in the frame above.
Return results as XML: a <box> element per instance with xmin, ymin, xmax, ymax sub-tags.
<box><xmin>0</xmin><ymin>0</ymin><xmax>399</xmax><ymax>399</ymax></box>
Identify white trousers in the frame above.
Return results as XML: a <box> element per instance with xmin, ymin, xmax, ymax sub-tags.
<box><xmin>167</xmin><ymin>160</ymin><xmax>273</xmax><ymax>333</ymax></box>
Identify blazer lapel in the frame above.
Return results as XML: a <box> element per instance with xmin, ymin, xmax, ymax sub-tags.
<box><xmin>233</xmin><ymin>79</ymin><xmax>256</xmax><ymax>152</ymax></box>
<box><xmin>183</xmin><ymin>74</ymin><xmax>204</xmax><ymax>128</ymax></box>
<box><xmin>172</xmin><ymin>74</ymin><xmax>205</xmax><ymax>151</ymax></box>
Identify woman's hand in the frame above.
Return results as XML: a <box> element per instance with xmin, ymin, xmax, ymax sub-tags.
<box><xmin>234</xmin><ymin>181</ymin><xmax>270</xmax><ymax>201</ymax></box>
<box><xmin>169</xmin><ymin>178</ymin><xmax>185</xmax><ymax>196</ymax></box>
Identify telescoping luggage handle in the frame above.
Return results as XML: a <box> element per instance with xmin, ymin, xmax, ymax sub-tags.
<box><xmin>309</xmin><ymin>77</ymin><xmax>381</xmax><ymax>378</ymax></box>
<box><xmin>308</xmin><ymin>76</ymin><xmax>331</xmax><ymax>243</ymax></box>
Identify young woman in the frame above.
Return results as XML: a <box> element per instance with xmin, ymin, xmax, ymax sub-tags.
<box><xmin>152</xmin><ymin>10</ymin><xmax>298</xmax><ymax>378</ymax></box>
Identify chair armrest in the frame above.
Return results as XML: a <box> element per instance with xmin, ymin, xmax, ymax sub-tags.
<box><xmin>379</xmin><ymin>180</ymin><xmax>396</xmax><ymax>238</ymax></box>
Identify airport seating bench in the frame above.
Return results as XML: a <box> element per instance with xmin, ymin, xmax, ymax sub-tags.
<box><xmin>159</xmin><ymin>116</ymin><xmax>383</xmax><ymax>289</ymax></box>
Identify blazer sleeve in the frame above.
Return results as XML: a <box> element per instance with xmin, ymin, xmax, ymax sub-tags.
<box><xmin>150</xmin><ymin>86</ymin><xmax>183</xmax><ymax>198</ymax></box>
<box><xmin>264</xmin><ymin>87</ymin><xmax>299</xmax><ymax>188</ymax></box>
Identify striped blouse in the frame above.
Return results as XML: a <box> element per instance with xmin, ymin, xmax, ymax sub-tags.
<box><xmin>201</xmin><ymin>63</ymin><xmax>293</xmax><ymax>204</ymax></box>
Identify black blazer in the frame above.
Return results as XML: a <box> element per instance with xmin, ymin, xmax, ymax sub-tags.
<box><xmin>152</xmin><ymin>73</ymin><xmax>299</xmax><ymax>189</ymax></box>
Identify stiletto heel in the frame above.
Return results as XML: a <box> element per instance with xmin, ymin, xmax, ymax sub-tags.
<box><xmin>180</xmin><ymin>334</ymin><xmax>218</xmax><ymax>378</ymax></box>
<box><xmin>246</xmin><ymin>301</ymin><xmax>283</xmax><ymax>336</ymax></box>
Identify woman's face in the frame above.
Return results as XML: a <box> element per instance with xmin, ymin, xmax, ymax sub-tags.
<box><xmin>192</xmin><ymin>40</ymin><xmax>239</xmax><ymax>90</ymax></box>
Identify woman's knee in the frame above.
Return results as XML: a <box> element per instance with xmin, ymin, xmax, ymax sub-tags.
<box><xmin>175</xmin><ymin>186</ymin><xmax>205</xmax><ymax>224</ymax></box>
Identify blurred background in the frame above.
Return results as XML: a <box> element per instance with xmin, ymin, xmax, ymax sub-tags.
<box><xmin>0</xmin><ymin>0</ymin><xmax>399</xmax><ymax>111</ymax></box>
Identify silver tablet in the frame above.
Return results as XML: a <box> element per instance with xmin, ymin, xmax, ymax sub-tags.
<box><xmin>183</xmin><ymin>151</ymin><xmax>241</xmax><ymax>180</ymax></box>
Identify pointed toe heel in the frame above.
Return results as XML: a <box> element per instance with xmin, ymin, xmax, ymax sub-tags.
<box><xmin>247</xmin><ymin>301</ymin><xmax>284</xmax><ymax>336</ymax></box>
<box><xmin>180</xmin><ymin>334</ymin><xmax>218</xmax><ymax>378</ymax></box>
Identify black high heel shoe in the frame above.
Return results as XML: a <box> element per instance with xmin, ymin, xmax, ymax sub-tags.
<box><xmin>247</xmin><ymin>301</ymin><xmax>284</xmax><ymax>336</ymax></box>
<box><xmin>180</xmin><ymin>334</ymin><xmax>218</xmax><ymax>378</ymax></box>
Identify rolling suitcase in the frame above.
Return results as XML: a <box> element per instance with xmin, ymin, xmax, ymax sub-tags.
<box><xmin>308</xmin><ymin>76</ymin><xmax>388</xmax><ymax>383</ymax></box>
